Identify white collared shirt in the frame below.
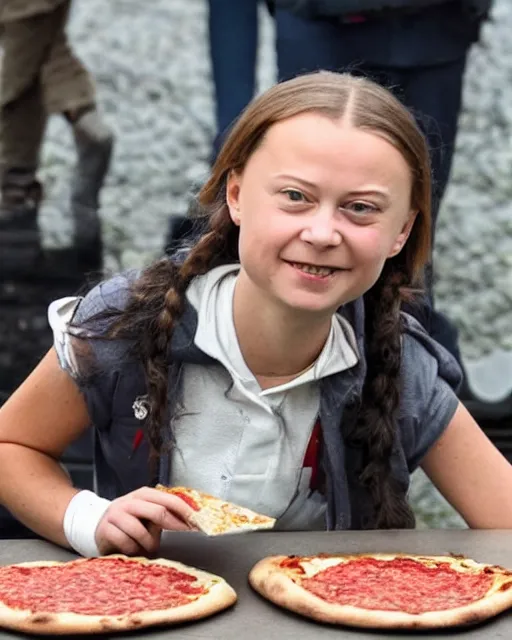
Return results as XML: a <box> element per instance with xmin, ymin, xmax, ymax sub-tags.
<box><xmin>170</xmin><ymin>264</ymin><xmax>359</xmax><ymax>529</ymax></box>
<box><xmin>48</xmin><ymin>265</ymin><xmax>359</xmax><ymax>530</ymax></box>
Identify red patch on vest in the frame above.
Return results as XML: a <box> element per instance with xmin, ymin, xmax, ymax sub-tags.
<box><xmin>130</xmin><ymin>428</ymin><xmax>144</xmax><ymax>458</ymax></box>
<box><xmin>303</xmin><ymin>419</ymin><xmax>323</xmax><ymax>491</ymax></box>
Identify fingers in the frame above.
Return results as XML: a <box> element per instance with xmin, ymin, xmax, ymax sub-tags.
<box><xmin>96</xmin><ymin>522</ymin><xmax>144</xmax><ymax>557</ymax></box>
<box><xmin>113</xmin><ymin>498</ymin><xmax>191</xmax><ymax>540</ymax></box>
<box><xmin>105</xmin><ymin>505</ymin><xmax>161</xmax><ymax>553</ymax></box>
<box><xmin>123</xmin><ymin>487</ymin><xmax>198</xmax><ymax>527</ymax></box>
<box><xmin>95</xmin><ymin>487</ymin><xmax>196</xmax><ymax>556</ymax></box>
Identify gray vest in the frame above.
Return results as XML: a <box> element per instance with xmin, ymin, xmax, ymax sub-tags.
<box><xmin>73</xmin><ymin>273</ymin><xmax>462</xmax><ymax>530</ymax></box>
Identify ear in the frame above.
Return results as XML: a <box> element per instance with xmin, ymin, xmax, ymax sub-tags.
<box><xmin>388</xmin><ymin>209</ymin><xmax>418</xmax><ymax>258</ymax></box>
<box><xmin>226</xmin><ymin>170</ymin><xmax>242</xmax><ymax>226</ymax></box>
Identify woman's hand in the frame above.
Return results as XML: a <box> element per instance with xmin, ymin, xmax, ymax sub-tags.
<box><xmin>95</xmin><ymin>487</ymin><xmax>197</xmax><ymax>556</ymax></box>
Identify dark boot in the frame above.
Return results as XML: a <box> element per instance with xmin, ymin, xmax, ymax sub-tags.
<box><xmin>0</xmin><ymin>170</ymin><xmax>42</xmax><ymax>274</ymax></box>
<box><xmin>69</xmin><ymin>109</ymin><xmax>114</xmax><ymax>269</ymax></box>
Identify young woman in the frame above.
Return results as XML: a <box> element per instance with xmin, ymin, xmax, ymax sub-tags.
<box><xmin>0</xmin><ymin>71</ymin><xmax>511</xmax><ymax>559</ymax></box>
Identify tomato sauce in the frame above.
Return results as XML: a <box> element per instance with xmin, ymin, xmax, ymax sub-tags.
<box><xmin>172</xmin><ymin>491</ymin><xmax>201</xmax><ymax>511</ymax></box>
<box><xmin>0</xmin><ymin>558</ymin><xmax>207</xmax><ymax>616</ymax></box>
<box><xmin>301</xmin><ymin>557</ymin><xmax>493</xmax><ymax>614</ymax></box>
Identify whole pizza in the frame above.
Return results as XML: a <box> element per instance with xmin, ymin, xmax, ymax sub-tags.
<box><xmin>0</xmin><ymin>555</ymin><xmax>236</xmax><ymax>635</ymax></box>
<box><xmin>249</xmin><ymin>552</ymin><xmax>512</xmax><ymax>629</ymax></box>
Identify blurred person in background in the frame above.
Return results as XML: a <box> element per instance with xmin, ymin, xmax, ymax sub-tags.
<box><xmin>0</xmin><ymin>0</ymin><xmax>113</xmax><ymax>267</ymax></box>
<box><xmin>169</xmin><ymin>1</ymin><xmax>265</xmax><ymax>248</ymax></box>
<box><xmin>208</xmin><ymin>0</ymin><xmax>265</xmax><ymax>161</ymax></box>
<box><xmin>271</xmin><ymin>0</ymin><xmax>493</xmax><ymax>367</ymax></box>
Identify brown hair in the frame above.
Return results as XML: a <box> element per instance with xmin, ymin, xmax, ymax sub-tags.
<box><xmin>109</xmin><ymin>71</ymin><xmax>432</xmax><ymax>527</ymax></box>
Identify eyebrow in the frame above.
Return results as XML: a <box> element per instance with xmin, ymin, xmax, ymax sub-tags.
<box><xmin>273</xmin><ymin>174</ymin><xmax>318</xmax><ymax>190</ymax></box>
<box><xmin>346</xmin><ymin>188</ymin><xmax>391</xmax><ymax>204</ymax></box>
<box><xmin>273</xmin><ymin>174</ymin><xmax>391</xmax><ymax>202</ymax></box>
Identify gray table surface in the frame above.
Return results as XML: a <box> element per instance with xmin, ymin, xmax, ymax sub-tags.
<box><xmin>0</xmin><ymin>530</ymin><xmax>511</xmax><ymax>639</ymax></box>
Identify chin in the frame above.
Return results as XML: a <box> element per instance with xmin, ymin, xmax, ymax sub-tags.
<box><xmin>278</xmin><ymin>295</ymin><xmax>340</xmax><ymax>317</ymax></box>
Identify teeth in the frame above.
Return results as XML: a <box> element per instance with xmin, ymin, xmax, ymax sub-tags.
<box><xmin>293</xmin><ymin>263</ymin><xmax>334</xmax><ymax>276</ymax></box>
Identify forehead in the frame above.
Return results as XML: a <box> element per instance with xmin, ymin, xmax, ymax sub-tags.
<box><xmin>247</xmin><ymin>112</ymin><xmax>412</xmax><ymax>188</ymax></box>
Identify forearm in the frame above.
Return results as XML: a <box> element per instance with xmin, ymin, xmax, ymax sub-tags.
<box><xmin>0</xmin><ymin>443</ymin><xmax>79</xmax><ymax>547</ymax></box>
<box><xmin>422</xmin><ymin>404</ymin><xmax>512</xmax><ymax>529</ymax></box>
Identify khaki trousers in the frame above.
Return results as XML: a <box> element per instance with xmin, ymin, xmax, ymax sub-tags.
<box><xmin>0</xmin><ymin>0</ymin><xmax>96</xmax><ymax>172</ymax></box>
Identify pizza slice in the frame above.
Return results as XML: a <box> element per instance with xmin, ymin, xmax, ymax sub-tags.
<box><xmin>249</xmin><ymin>552</ymin><xmax>512</xmax><ymax>630</ymax></box>
<box><xmin>156</xmin><ymin>484</ymin><xmax>276</xmax><ymax>536</ymax></box>
<box><xmin>0</xmin><ymin>555</ymin><xmax>236</xmax><ymax>635</ymax></box>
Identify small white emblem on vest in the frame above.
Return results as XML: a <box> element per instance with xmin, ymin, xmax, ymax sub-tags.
<box><xmin>132</xmin><ymin>396</ymin><xmax>149</xmax><ymax>420</ymax></box>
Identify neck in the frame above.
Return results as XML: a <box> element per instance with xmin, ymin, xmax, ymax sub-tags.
<box><xmin>232</xmin><ymin>274</ymin><xmax>332</xmax><ymax>378</ymax></box>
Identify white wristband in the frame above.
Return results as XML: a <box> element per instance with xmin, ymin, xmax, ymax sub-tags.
<box><xmin>63</xmin><ymin>490</ymin><xmax>111</xmax><ymax>557</ymax></box>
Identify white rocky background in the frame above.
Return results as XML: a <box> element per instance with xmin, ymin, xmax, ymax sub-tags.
<box><xmin>38</xmin><ymin>0</ymin><xmax>512</xmax><ymax>529</ymax></box>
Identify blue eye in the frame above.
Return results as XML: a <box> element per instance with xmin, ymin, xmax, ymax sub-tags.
<box><xmin>344</xmin><ymin>202</ymin><xmax>377</xmax><ymax>214</ymax></box>
<box><xmin>282</xmin><ymin>189</ymin><xmax>307</xmax><ymax>202</ymax></box>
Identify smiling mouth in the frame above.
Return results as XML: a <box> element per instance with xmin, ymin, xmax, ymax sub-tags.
<box><xmin>289</xmin><ymin>262</ymin><xmax>337</xmax><ymax>277</ymax></box>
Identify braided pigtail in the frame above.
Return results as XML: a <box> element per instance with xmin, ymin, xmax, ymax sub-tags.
<box><xmin>352</xmin><ymin>260</ymin><xmax>416</xmax><ymax>529</ymax></box>
<box><xmin>109</xmin><ymin>207</ymin><xmax>237</xmax><ymax>457</ymax></box>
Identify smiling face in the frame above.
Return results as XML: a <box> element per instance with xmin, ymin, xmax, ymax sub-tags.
<box><xmin>226</xmin><ymin>112</ymin><xmax>417</xmax><ymax>319</ymax></box>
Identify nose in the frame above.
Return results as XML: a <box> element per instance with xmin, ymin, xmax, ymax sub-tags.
<box><xmin>300</xmin><ymin>208</ymin><xmax>342</xmax><ymax>248</ymax></box>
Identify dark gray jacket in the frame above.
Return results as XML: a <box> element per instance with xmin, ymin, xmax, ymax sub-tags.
<box><xmin>70</xmin><ymin>272</ymin><xmax>462</xmax><ymax>530</ymax></box>
<box><xmin>274</xmin><ymin>0</ymin><xmax>492</xmax><ymax>19</ymax></box>
<box><xmin>273</xmin><ymin>0</ymin><xmax>489</xmax><ymax>68</ymax></box>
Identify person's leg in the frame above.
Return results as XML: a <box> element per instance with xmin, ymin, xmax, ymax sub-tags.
<box><xmin>276</xmin><ymin>9</ymin><xmax>352</xmax><ymax>81</ymax></box>
<box><xmin>403</xmin><ymin>57</ymin><xmax>467</xmax><ymax>232</ymax></box>
<box><xmin>399</xmin><ymin>59</ymin><xmax>467</xmax><ymax>362</ymax></box>
<box><xmin>0</xmin><ymin>9</ymin><xmax>64</xmax><ymax>228</ymax></box>
<box><xmin>40</xmin><ymin>1</ymin><xmax>95</xmax><ymax>117</ymax></box>
<box><xmin>209</xmin><ymin>0</ymin><xmax>259</xmax><ymax>157</ymax></box>
<box><xmin>41</xmin><ymin>0</ymin><xmax>113</xmax><ymax>261</ymax></box>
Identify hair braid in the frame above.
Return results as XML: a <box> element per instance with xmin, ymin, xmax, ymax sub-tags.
<box><xmin>109</xmin><ymin>209</ymin><xmax>237</xmax><ymax>457</ymax></box>
<box><xmin>352</xmin><ymin>260</ymin><xmax>416</xmax><ymax>529</ymax></box>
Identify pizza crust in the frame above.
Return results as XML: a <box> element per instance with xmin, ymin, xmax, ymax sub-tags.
<box><xmin>249</xmin><ymin>555</ymin><xmax>512</xmax><ymax>630</ymax></box>
<box><xmin>189</xmin><ymin>506</ymin><xmax>276</xmax><ymax>536</ymax></box>
<box><xmin>0</xmin><ymin>556</ymin><xmax>236</xmax><ymax>635</ymax></box>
